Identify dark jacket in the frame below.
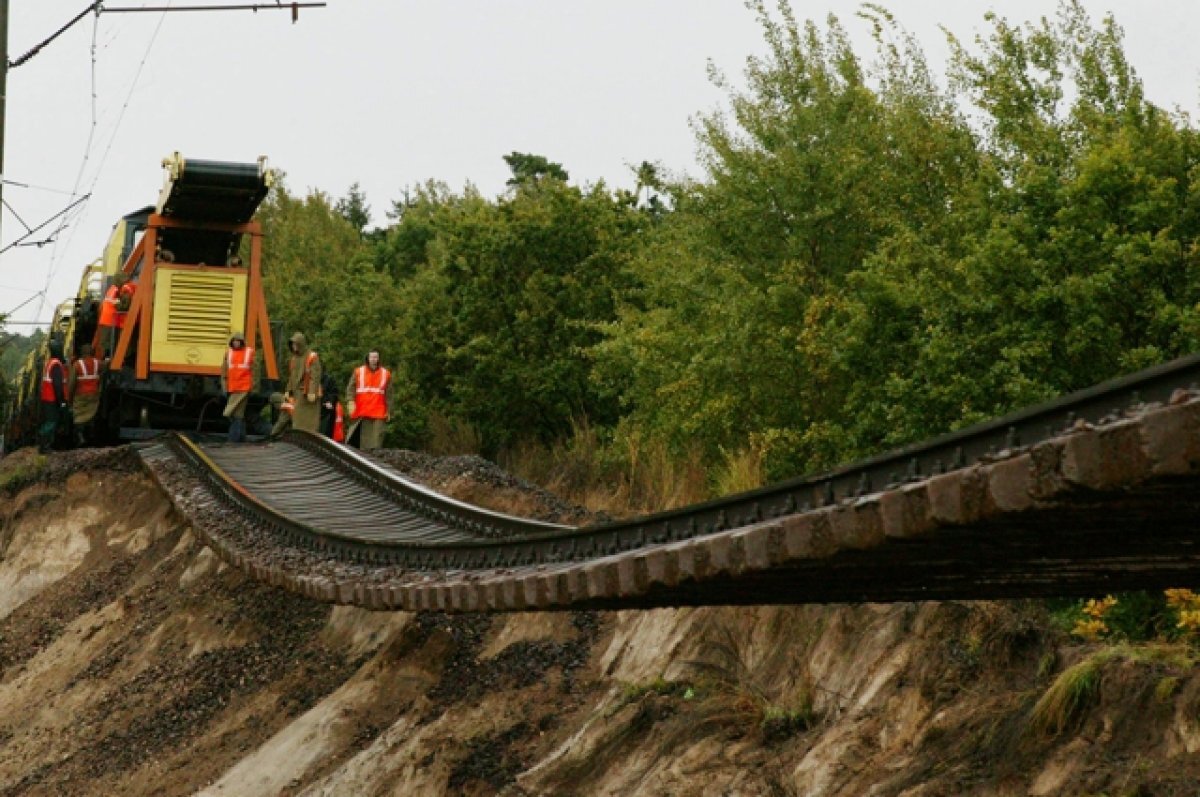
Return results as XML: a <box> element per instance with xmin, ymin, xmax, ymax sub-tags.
<box><xmin>320</xmin><ymin>372</ymin><xmax>339</xmax><ymax>408</ymax></box>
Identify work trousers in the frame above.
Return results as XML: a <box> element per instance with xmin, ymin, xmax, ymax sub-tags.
<box><xmin>292</xmin><ymin>395</ymin><xmax>320</xmax><ymax>433</ymax></box>
<box><xmin>72</xmin><ymin>393</ymin><xmax>100</xmax><ymax>426</ymax></box>
<box><xmin>38</xmin><ymin>401</ymin><xmax>66</xmax><ymax>452</ymax></box>
<box><xmin>358</xmin><ymin>418</ymin><xmax>386</xmax><ymax>450</ymax></box>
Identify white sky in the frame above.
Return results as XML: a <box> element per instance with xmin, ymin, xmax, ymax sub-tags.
<box><xmin>2</xmin><ymin>1</ymin><xmax>1200</xmax><ymax>330</ymax></box>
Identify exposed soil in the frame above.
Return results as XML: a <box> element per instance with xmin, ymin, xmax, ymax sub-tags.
<box><xmin>2</xmin><ymin>446</ymin><xmax>1200</xmax><ymax>795</ymax></box>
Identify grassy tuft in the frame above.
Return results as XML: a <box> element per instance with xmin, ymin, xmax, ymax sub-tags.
<box><xmin>1027</xmin><ymin>650</ymin><xmax>1116</xmax><ymax>738</ymax></box>
<box><xmin>1155</xmin><ymin>675</ymin><xmax>1180</xmax><ymax>703</ymax></box>
<box><xmin>712</xmin><ymin>445</ymin><xmax>765</xmax><ymax>497</ymax></box>
<box><xmin>760</xmin><ymin>699</ymin><xmax>816</xmax><ymax>743</ymax></box>
<box><xmin>0</xmin><ymin>452</ymin><xmax>47</xmax><ymax>494</ymax></box>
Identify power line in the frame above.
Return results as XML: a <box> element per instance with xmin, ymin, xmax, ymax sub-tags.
<box><xmin>9</xmin><ymin>1</ymin><xmax>102</xmax><ymax>69</ymax></box>
<box><xmin>9</xmin><ymin>3</ymin><xmax>326</xmax><ymax>68</ymax></box>
<box><xmin>2</xmin><ymin>197</ymin><xmax>30</xmax><ymax>234</ymax></box>
<box><xmin>2</xmin><ymin>290</ymin><xmax>46</xmax><ymax>318</ymax></box>
<box><xmin>38</xmin><ymin>4</ymin><xmax>169</xmax><ymax>280</ymax></box>
<box><xmin>103</xmin><ymin>3</ymin><xmax>325</xmax><ymax>15</ymax></box>
<box><xmin>1</xmin><ymin>178</ymin><xmax>81</xmax><ymax>196</ymax></box>
<box><xmin>9</xmin><ymin>1</ymin><xmax>326</xmax><ymax>70</ymax></box>
<box><xmin>14</xmin><ymin>0</ymin><xmax>327</xmax><ymax>325</ymax></box>
<box><xmin>34</xmin><ymin>8</ymin><xmax>105</xmax><ymax>324</ymax></box>
<box><xmin>0</xmin><ymin>194</ymin><xmax>89</xmax><ymax>255</ymax></box>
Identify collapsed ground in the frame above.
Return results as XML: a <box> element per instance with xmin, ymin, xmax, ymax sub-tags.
<box><xmin>0</xmin><ymin>447</ymin><xmax>1198</xmax><ymax>796</ymax></box>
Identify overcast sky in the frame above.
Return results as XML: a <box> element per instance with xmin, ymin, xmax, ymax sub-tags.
<box><xmin>3</xmin><ymin>1</ymin><xmax>1200</xmax><ymax>330</ymax></box>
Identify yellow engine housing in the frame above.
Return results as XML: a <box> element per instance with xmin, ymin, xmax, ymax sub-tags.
<box><xmin>150</xmin><ymin>266</ymin><xmax>249</xmax><ymax>372</ymax></box>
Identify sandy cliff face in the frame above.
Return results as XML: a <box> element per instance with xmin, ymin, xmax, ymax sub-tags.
<box><xmin>1</xmin><ymin>450</ymin><xmax>1198</xmax><ymax>796</ymax></box>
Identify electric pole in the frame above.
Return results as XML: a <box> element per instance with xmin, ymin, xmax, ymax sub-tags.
<box><xmin>1</xmin><ymin>0</ymin><xmax>9</xmax><ymax>251</ymax></box>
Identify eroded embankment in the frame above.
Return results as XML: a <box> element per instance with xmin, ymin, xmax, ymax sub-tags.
<box><xmin>1</xmin><ymin>448</ymin><xmax>1199</xmax><ymax>796</ymax></box>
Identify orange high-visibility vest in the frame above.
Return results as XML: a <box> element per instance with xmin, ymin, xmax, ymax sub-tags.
<box><xmin>333</xmin><ymin>402</ymin><xmax>345</xmax><ymax>442</ymax></box>
<box><xmin>40</xmin><ymin>358</ymin><xmax>67</xmax><ymax>402</ymax></box>
<box><xmin>73</xmin><ymin>356</ymin><xmax>101</xmax><ymax>396</ymax></box>
<box><xmin>115</xmin><ymin>282</ymin><xmax>137</xmax><ymax>329</ymax></box>
<box><xmin>299</xmin><ymin>350</ymin><xmax>320</xmax><ymax>395</ymax></box>
<box><xmin>351</xmin><ymin>365</ymin><xmax>390</xmax><ymax>419</ymax></box>
<box><xmin>98</xmin><ymin>285</ymin><xmax>120</xmax><ymax>327</ymax></box>
<box><xmin>226</xmin><ymin>346</ymin><xmax>254</xmax><ymax>393</ymax></box>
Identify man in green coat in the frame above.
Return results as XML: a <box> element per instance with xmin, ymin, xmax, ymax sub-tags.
<box><xmin>284</xmin><ymin>332</ymin><xmax>322</xmax><ymax>433</ymax></box>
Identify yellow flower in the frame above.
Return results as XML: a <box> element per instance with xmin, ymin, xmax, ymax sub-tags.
<box><xmin>1178</xmin><ymin>609</ymin><xmax>1200</xmax><ymax>633</ymax></box>
<box><xmin>1165</xmin><ymin>588</ymin><xmax>1200</xmax><ymax>611</ymax></box>
<box><xmin>1082</xmin><ymin>595</ymin><xmax>1117</xmax><ymax>620</ymax></box>
<box><xmin>1072</xmin><ymin>618</ymin><xmax>1109</xmax><ymax>641</ymax></box>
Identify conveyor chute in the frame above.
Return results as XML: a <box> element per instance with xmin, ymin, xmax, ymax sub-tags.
<box><xmin>157</xmin><ymin>152</ymin><xmax>274</xmax><ymax>224</ymax></box>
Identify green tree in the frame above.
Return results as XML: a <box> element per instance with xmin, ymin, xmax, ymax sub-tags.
<box><xmin>335</xmin><ymin>182</ymin><xmax>372</xmax><ymax>236</ymax></box>
<box><xmin>597</xmin><ymin>1</ymin><xmax>977</xmax><ymax>475</ymax></box>
<box><xmin>258</xmin><ymin>181</ymin><xmax>369</xmax><ymax>379</ymax></box>
<box><xmin>377</xmin><ymin>163</ymin><xmax>643</xmax><ymax>454</ymax></box>
<box><xmin>503</xmin><ymin>152</ymin><xmax>569</xmax><ymax>187</ymax></box>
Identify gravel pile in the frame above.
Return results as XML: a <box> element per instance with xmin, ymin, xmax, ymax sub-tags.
<box><xmin>369</xmin><ymin>449</ymin><xmax>596</xmax><ymax>525</ymax></box>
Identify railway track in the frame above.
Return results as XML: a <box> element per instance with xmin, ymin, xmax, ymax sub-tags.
<box><xmin>137</xmin><ymin>353</ymin><xmax>1200</xmax><ymax>611</ymax></box>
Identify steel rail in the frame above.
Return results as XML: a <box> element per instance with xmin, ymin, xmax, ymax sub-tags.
<box><xmin>165</xmin><ymin>434</ymin><xmax>605</xmax><ymax>569</ymax></box>
<box><xmin>280</xmin><ymin>430</ymin><xmax>572</xmax><ymax>539</ymax></box>
<box><xmin>155</xmin><ymin>350</ymin><xmax>1200</xmax><ymax>574</ymax></box>
<box><xmin>574</xmin><ymin>351</ymin><xmax>1200</xmax><ymax>546</ymax></box>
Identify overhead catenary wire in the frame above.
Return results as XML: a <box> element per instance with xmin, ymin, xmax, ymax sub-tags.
<box><xmin>1</xmin><ymin>179</ymin><xmax>81</xmax><ymax>197</ymax></box>
<box><xmin>33</xmin><ymin>8</ymin><xmax>105</xmax><ymax>325</ymax></box>
<box><xmin>8</xmin><ymin>2</ymin><xmax>323</xmax><ymax>69</ymax></box>
<box><xmin>8</xmin><ymin>2</ymin><xmax>104</xmax><ymax>69</ymax></box>
<box><xmin>102</xmin><ymin>3</ymin><xmax>325</xmax><ymax>14</ymax></box>
<box><xmin>34</xmin><ymin>2</ymin><xmax>174</xmax><ymax>326</ymax></box>
<box><xmin>2</xmin><ymin>199</ymin><xmax>32</xmax><ymax>234</ymax></box>
<box><xmin>14</xmin><ymin>0</ymin><xmax>325</xmax><ymax>327</ymax></box>
<box><xmin>0</xmin><ymin>194</ymin><xmax>90</xmax><ymax>256</ymax></box>
<box><xmin>2</xmin><ymin>290</ymin><xmax>48</xmax><ymax>319</ymax></box>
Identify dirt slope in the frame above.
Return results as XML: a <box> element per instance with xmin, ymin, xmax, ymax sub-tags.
<box><xmin>1</xmin><ymin>449</ymin><xmax>1199</xmax><ymax>796</ymax></box>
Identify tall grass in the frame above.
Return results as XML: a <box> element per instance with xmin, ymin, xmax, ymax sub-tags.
<box><xmin>499</xmin><ymin>422</ymin><xmax>707</xmax><ymax>516</ymax></box>
<box><xmin>425</xmin><ymin>411</ymin><xmax>483</xmax><ymax>456</ymax></box>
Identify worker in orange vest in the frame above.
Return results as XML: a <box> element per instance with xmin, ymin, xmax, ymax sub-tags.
<box><xmin>69</xmin><ymin>343</ymin><xmax>103</xmax><ymax>437</ymax></box>
<box><xmin>346</xmin><ymin>349</ymin><xmax>391</xmax><ymax>450</ymax></box>
<box><xmin>284</xmin><ymin>332</ymin><xmax>322</xmax><ymax>433</ymax></box>
<box><xmin>220</xmin><ymin>332</ymin><xmax>255</xmax><ymax>442</ymax></box>
<box><xmin>97</xmin><ymin>272</ymin><xmax>129</xmax><ymax>359</ymax></box>
<box><xmin>38</xmin><ymin>340</ymin><xmax>70</xmax><ymax>453</ymax></box>
<box><xmin>116</xmin><ymin>276</ymin><xmax>137</xmax><ymax>326</ymax></box>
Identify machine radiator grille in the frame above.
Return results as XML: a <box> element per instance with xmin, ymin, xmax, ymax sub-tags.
<box><xmin>166</xmin><ymin>272</ymin><xmax>236</xmax><ymax>345</ymax></box>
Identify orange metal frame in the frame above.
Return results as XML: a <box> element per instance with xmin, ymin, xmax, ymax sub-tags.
<box><xmin>97</xmin><ymin>214</ymin><xmax>280</xmax><ymax>383</ymax></box>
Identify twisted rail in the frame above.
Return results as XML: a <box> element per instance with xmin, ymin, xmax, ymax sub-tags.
<box><xmin>136</xmin><ymin>353</ymin><xmax>1200</xmax><ymax>611</ymax></box>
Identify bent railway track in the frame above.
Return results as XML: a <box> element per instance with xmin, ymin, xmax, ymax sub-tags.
<box><xmin>139</xmin><ymin>353</ymin><xmax>1200</xmax><ymax>611</ymax></box>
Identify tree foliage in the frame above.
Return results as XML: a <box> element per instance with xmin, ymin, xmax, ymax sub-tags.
<box><xmin>503</xmin><ymin>152</ymin><xmax>570</xmax><ymax>186</ymax></box>
<box><xmin>596</xmin><ymin>0</ymin><xmax>1200</xmax><ymax>479</ymax></box>
<box><xmin>382</xmin><ymin>172</ymin><xmax>644</xmax><ymax>453</ymax></box>
<box><xmin>335</xmin><ymin>182</ymin><xmax>372</xmax><ymax>235</ymax></box>
<box><xmin>257</xmin><ymin>1</ymin><xmax>1200</xmax><ymax>489</ymax></box>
